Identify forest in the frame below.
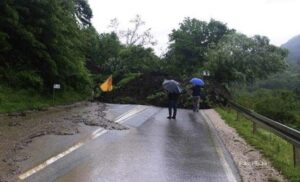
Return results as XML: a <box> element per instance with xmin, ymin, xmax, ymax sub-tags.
<box><xmin>0</xmin><ymin>0</ymin><xmax>299</xmax><ymax>130</ymax></box>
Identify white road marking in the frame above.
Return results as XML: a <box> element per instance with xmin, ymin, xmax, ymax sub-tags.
<box><xmin>18</xmin><ymin>105</ymin><xmax>147</xmax><ymax>180</ymax></box>
<box><xmin>200</xmin><ymin>110</ymin><xmax>238</xmax><ymax>182</ymax></box>
<box><xmin>115</xmin><ymin>106</ymin><xmax>147</xmax><ymax>124</ymax></box>
<box><xmin>18</xmin><ymin>142</ymin><xmax>84</xmax><ymax>180</ymax></box>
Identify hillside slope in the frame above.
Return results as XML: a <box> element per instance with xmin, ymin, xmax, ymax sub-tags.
<box><xmin>282</xmin><ymin>34</ymin><xmax>300</xmax><ymax>65</ymax></box>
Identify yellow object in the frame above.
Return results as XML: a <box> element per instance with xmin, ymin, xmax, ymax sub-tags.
<box><xmin>100</xmin><ymin>75</ymin><xmax>113</xmax><ymax>92</ymax></box>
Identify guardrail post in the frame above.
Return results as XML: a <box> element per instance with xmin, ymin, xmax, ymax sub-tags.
<box><xmin>252</xmin><ymin>121</ymin><xmax>257</xmax><ymax>134</ymax></box>
<box><xmin>293</xmin><ymin>145</ymin><xmax>300</xmax><ymax>167</ymax></box>
<box><xmin>236</xmin><ymin>111</ymin><xmax>239</xmax><ymax>121</ymax></box>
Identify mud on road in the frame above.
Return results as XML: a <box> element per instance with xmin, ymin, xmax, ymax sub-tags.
<box><xmin>0</xmin><ymin>102</ymin><xmax>126</xmax><ymax>182</ymax></box>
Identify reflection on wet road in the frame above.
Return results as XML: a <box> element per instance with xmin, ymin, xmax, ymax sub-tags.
<box><xmin>24</xmin><ymin>104</ymin><xmax>240</xmax><ymax>182</ymax></box>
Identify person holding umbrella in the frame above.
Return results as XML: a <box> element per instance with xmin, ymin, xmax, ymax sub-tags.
<box><xmin>190</xmin><ymin>78</ymin><xmax>204</xmax><ymax>112</ymax></box>
<box><xmin>162</xmin><ymin>79</ymin><xmax>182</xmax><ymax>119</ymax></box>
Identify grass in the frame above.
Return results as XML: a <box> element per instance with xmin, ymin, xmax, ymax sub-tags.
<box><xmin>216</xmin><ymin>107</ymin><xmax>300</xmax><ymax>182</ymax></box>
<box><xmin>0</xmin><ymin>85</ymin><xmax>90</xmax><ymax>113</ymax></box>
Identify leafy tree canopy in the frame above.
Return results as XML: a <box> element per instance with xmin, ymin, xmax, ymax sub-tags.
<box><xmin>166</xmin><ymin>17</ymin><xmax>287</xmax><ymax>85</ymax></box>
<box><xmin>74</xmin><ymin>0</ymin><xmax>93</xmax><ymax>27</ymax></box>
<box><xmin>0</xmin><ymin>0</ymin><xmax>92</xmax><ymax>91</ymax></box>
<box><xmin>166</xmin><ymin>18</ymin><xmax>233</xmax><ymax>75</ymax></box>
<box><xmin>207</xmin><ymin>33</ymin><xmax>288</xmax><ymax>83</ymax></box>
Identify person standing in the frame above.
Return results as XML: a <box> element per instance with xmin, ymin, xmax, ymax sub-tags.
<box><xmin>192</xmin><ymin>85</ymin><xmax>201</xmax><ymax>112</ymax></box>
<box><xmin>167</xmin><ymin>92</ymin><xmax>179</xmax><ymax>119</ymax></box>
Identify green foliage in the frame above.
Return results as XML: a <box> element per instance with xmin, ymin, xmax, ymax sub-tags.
<box><xmin>15</xmin><ymin>71</ymin><xmax>44</xmax><ymax>90</ymax></box>
<box><xmin>254</xmin><ymin>91</ymin><xmax>299</xmax><ymax>129</ymax></box>
<box><xmin>118</xmin><ymin>96</ymin><xmax>138</xmax><ymax>104</ymax></box>
<box><xmin>0</xmin><ymin>0</ymin><xmax>92</xmax><ymax>92</ymax></box>
<box><xmin>117</xmin><ymin>73</ymin><xmax>141</xmax><ymax>88</ymax></box>
<box><xmin>0</xmin><ymin>85</ymin><xmax>89</xmax><ymax>113</ymax></box>
<box><xmin>74</xmin><ymin>0</ymin><xmax>93</xmax><ymax>27</ymax></box>
<box><xmin>146</xmin><ymin>91</ymin><xmax>166</xmax><ymax>105</ymax></box>
<box><xmin>216</xmin><ymin>108</ymin><xmax>300</xmax><ymax>181</ymax></box>
<box><xmin>165</xmin><ymin>17</ymin><xmax>287</xmax><ymax>85</ymax></box>
<box><xmin>234</xmin><ymin>89</ymin><xmax>300</xmax><ymax>130</ymax></box>
<box><xmin>100</xmin><ymin>45</ymin><xmax>161</xmax><ymax>76</ymax></box>
<box><xmin>119</xmin><ymin>46</ymin><xmax>160</xmax><ymax>73</ymax></box>
<box><xmin>0</xmin><ymin>0</ymin><xmax>294</xmax><ymax>122</ymax></box>
<box><xmin>97</xmin><ymin>32</ymin><xmax>122</xmax><ymax>66</ymax></box>
<box><xmin>207</xmin><ymin>33</ymin><xmax>288</xmax><ymax>83</ymax></box>
<box><xmin>256</xmin><ymin>68</ymin><xmax>300</xmax><ymax>95</ymax></box>
<box><xmin>86</xmin><ymin>32</ymin><xmax>160</xmax><ymax>77</ymax></box>
<box><xmin>146</xmin><ymin>91</ymin><xmax>165</xmax><ymax>100</ymax></box>
<box><xmin>80</xmin><ymin>27</ymin><xmax>101</xmax><ymax>63</ymax></box>
<box><xmin>167</xmin><ymin>18</ymin><xmax>232</xmax><ymax>75</ymax></box>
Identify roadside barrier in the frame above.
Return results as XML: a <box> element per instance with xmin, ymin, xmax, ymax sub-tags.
<box><xmin>224</xmin><ymin>98</ymin><xmax>300</xmax><ymax>167</ymax></box>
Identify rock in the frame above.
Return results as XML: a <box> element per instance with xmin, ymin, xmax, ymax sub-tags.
<box><xmin>29</xmin><ymin>131</ymin><xmax>46</xmax><ymax>139</ymax></box>
<box><xmin>13</xmin><ymin>155</ymin><xmax>29</xmax><ymax>162</ymax></box>
<box><xmin>233</xmin><ymin>139</ymin><xmax>240</xmax><ymax>142</ymax></box>
<box><xmin>10</xmin><ymin>167</ymin><xmax>21</xmax><ymax>175</ymax></box>
<box><xmin>55</xmin><ymin>130</ymin><xmax>77</xmax><ymax>135</ymax></box>
<box><xmin>0</xmin><ymin>177</ymin><xmax>8</xmax><ymax>182</ymax></box>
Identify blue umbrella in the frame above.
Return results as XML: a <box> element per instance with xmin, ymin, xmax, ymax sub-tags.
<box><xmin>162</xmin><ymin>80</ymin><xmax>183</xmax><ymax>93</ymax></box>
<box><xmin>190</xmin><ymin>78</ymin><xmax>204</xmax><ymax>86</ymax></box>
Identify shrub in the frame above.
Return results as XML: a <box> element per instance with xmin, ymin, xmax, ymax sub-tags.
<box><xmin>234</xmin><ymin>88</ymin><xmax>300</xmax><ymax>130</ymax></box>
<box><xmin>146</xmin><ymin>91</ymin><xmax>166</xmax><ymax>106</ymax></box>
<box><xmin>117</xmin><ymin>73</ymin><xmax>141</xmax><ymax>88</ymax></box>
<box><xmin>16</xmin><ymin>71</ymin><xmax>44</xmax><ymax>90</ymax></box>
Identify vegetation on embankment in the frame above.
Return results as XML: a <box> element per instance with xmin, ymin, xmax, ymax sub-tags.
<box><xmin>216</xmin><ymin>107</ymin><xmax>300</xmax><ymax>182</ymax></box>
<box><xmin>0</xmin><ymin>85</ymin><xmax>90</xmax><ymax>113</ymax></box>
<box><xmin>232</xmin><ymin>88</ymin><xmax>300</xmax><ymax>131</ymax></box>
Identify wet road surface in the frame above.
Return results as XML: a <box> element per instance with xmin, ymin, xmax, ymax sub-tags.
<box><xmin>21</xmin><ymin>104</ymin><xmax>240</xmax><ymax>182</ymax></box>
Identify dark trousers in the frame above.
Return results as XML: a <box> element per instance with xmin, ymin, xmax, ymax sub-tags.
<box><xmin>192</xmin><ymin>96</ymin><xmax>200</xmax><ymax>112</ymax></box>
<box><xmin>168</xmin><ymin>99</ymin><xmax>177</xmax><ymax>117</ymax></box>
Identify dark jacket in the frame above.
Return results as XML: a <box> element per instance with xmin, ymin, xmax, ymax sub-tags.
<box><xmin>192</xmin><ymin>85</ymin><xmax>201</xmax><ymax>96</ymax></box>
<box><xmin>168</xmin><ymin>92</ymin><xmax>179</xmax><ymax>100</ymax></box>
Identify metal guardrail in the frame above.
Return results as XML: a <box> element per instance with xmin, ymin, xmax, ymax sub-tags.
<box><xmin>225</xmin><ymin>99</ymin><xmax>300</xmax><ymax>167</ymax></box>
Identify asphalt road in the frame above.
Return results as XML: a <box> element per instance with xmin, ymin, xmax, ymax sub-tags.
<box><xmin>20</xmin><ymin>104</ymin><xmax>240</xmax><ymax>182</ymax></box>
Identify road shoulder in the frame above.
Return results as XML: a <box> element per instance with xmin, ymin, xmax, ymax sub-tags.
<box><xmin>202</xmin><ymin>109</ymin><xmax>285</xmax><ymax>182</ymax></box>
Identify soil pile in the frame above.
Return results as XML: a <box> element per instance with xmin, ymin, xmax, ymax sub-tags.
<box><xmin>98</xmin><ymin>72</ymin><xmax>230</xmax><ymax>109</ymax></box>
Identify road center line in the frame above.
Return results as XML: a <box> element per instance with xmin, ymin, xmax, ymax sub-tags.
<box><xmin>115</xmin><ymin>106</ymin><xmax>148</xmax><ymax>124</ymax></box>
<box><xmin>18</xmin><ymin>105</ymin><xmax>147</xmax><ymax>180</ymax></box>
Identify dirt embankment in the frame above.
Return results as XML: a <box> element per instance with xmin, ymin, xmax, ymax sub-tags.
<box><xmin>0</xmin><ymin>102</ymin><xmax>126</xmax><ymax>182</ymax></box>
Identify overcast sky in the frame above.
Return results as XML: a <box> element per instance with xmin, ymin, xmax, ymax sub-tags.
<box><xmin>88</xmin><ymin>0</ymin><xmax>300</xmax><ymax>56</ymax></box>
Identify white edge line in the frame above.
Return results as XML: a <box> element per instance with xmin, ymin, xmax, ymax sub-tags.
<box><xmin>18</xmin><ymin>105</ymin><xmax>147</xmax><ymax>180</ymax></box>
<box><xmin>200</xmin><ymin>110</ymin><xmax>238</xmax><ymax>182</ymax></box>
